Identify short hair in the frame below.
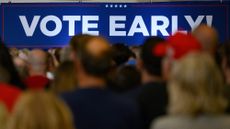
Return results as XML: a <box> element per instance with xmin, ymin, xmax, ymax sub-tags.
<box><xmin>7</xmin><ymin>91</ymin><xmax>75</xmax><ymax>129</ymax></box>
<box><xmin>111</xmin><ymin>43</ymin><xmax>134</xmax><ymax>66</ymax></box>
<box><xmin>140</xmin><ymin>37</ymin><xmax>165</xmax><ymax>76</ymax></box>
<box><xmin>76</xmin><ymin>36</ymin><xmax>113</xmax><ymax>77</ymax></box>
<box><xmin>69</xmin><ymin>34</ymin><xmax>93</xmax><ymax>52</ymax></box>
<box><xmin>70</xmin><ymin>35</ymin><xmax>112</xmax><ymax>77</ymax></box>
<box><xmin>110</xmin><ymin>65</ymin><xmax>141</xmax><ymax>92</ymax></box>
<box><xmin>168</xmin><ymin>53</ymin><xmax>227</xmax><ymax>116</ymax></box>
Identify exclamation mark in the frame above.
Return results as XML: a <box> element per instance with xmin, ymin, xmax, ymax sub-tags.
<box><xmin>206</xmin><ymin>15</ymin><xmax>213</xmax><ymax>26</ymax></box>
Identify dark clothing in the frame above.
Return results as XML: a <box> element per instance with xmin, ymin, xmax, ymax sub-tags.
<box><xmin>61</xmin><ymin>88</ymin><xmax>141</xmax><ymax>129</ymax></box>
<box><xmin>125</xmin><ymin>82</ymin><xmax>168</xmax><ymax>129</ymax></box>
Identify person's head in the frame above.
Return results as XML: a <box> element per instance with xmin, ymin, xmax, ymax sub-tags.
<box><xmin>28</xmin><ymin>49</ymin><xmax>48</xmax><ymax>76</ymax></box>
<box><xmin>51</xmin><ymin>61</ymin><xmax>77</xmax><ymax>94</ymax></box>
<box><xmin>138</xmin><ymin>37</ymin><xmax>165</xmax><ymax>78</ymax></box>
<box><xmin>168</xmin><ymin>53</ymin><xmax>227</xmax><ymax>116</ymax></box>
<box><xmin>192</xmin><ymin>24</ymin><xmax>218</xmax><ymax>55</ymax></box>
<box><xmin>7</xmin><ymin>91</ymin><xmax>75</xmax><ymax>129</ymax></box>
<box><xmin>109</xmin><ymin>65</ymin><xmax>141</xmax><ymax>92</ymax></box>
<box><xmin>218</xmin><ymin>40</ymin><xmax>230</xmax><ymax>85</ymax></box>
<box><xmin>73</xmin><ymin>35</ymin><xmax>112</xmax><ymax>79</ymax></box>
<box><xmin>0</xmin><ymin>43</ymin><xmax>25</xmax><ymax>89</ymax></box>
<box><xmin>153</xmin><ymin>32</ymin><xmax>202</xmax><ymax>80</ymax></box>
<box><xmin>111</xmin><ymin>43</ymin><xmax>134</xmax><ymax>66</ymax></box>
<box><xmin>69</xmin><ymin>34</ymin><xmax>92</xmax><ymax>61</ymax></box>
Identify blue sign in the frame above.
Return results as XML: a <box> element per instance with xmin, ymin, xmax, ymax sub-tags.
<box><xmin>0</xmin><ymin>1</ymin><xmax>229</xmax><ymax>48</ymax></box>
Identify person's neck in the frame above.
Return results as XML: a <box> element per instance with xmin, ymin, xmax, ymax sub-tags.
<box><xmin>78</xmin><ymin>74</ymin><xmax>106</xmax><ymax>89</ymax></box>
<box><xmin>141</xmin><ymin>70</ymin><xmax>162</xmax><ymax>84</ymax></box>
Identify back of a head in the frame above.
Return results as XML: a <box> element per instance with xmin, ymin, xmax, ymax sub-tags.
<box><xmin>76</xmin><ymin>36</ymin><xmax>113</xmax><ymax>78</ymax></box>
<box><xmin>140</xmin><ymin>37</ymin><xmax>165</xmax><ymax>76</ymax></box>
<box><xmin>7</xmin><ymin>91</ymin><xmax>74</xmax><ymax>129</ymax></box>
<box><xmin>192</xmin><ymin>24</ymin><xmax>218</xmax><ymax>55</ymax></box>
<box><xmin>111</xmin><ymin>65</ymin><xmax>141</xmax><ymax>92</ymax></box>
<box><xmin>28</xmin><ymin>49</ymin><xmax>48</xmax><ymax>74</ymax></box>
<box><xmin>69</xmin><ymin>34</ymin><xmax>93</xmax><ymax>52</ymax></box>
<box><xmin>169</xmin><ymin>53</ymin><xmax>227</xmax><ymax>116</ymax></box>
<box><xmin>111</xmin><ymin>43</ymin><xmax>134</xmax><ymax>66</ymax></box>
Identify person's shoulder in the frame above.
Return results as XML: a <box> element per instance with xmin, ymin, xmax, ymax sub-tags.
<box><xmin>108</xmin><ymin>91</ymin><xmax>139</xmax><ymax>110</ymax></box>
<box><xmin>60</xmin><ymin>89</ymin><xmax>79</xmax><ymax>101</ymax></box>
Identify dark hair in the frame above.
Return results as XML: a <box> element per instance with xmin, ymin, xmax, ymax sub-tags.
<box><xmin>69</xmin><ymin>34</ymin><xmax>92</xmax><ymax>52</ymax></box>
<box><xmin>112</xmin><ymin>43</ymin><xmax>135</xmax><ymax>66</ymax></box>
<box><xmin>75</xmin><ymin>36</ymin><xmax>113</xmax><ymax>77</ymax></box>
<box><xmin>140</xmin><ymin>37</ymin><xmax>165</xmax><ymax>76</ymax></box>
<box><xmin>110</xmin><ymin>65</ymin><xmax>141</xmax><ymax>92</ymax></box>
<box><xmin>0</xmin><ymin>42</ymin><xmax>26</xmax><ymax>89</ymax></box>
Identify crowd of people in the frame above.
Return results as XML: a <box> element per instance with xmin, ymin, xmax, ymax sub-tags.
<box><xmin>0</xmin><ymin>24</ymin><xmax>230</xmax><ymax>129</ymax></box>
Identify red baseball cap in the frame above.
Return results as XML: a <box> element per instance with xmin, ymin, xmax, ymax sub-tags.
<box><xmin>153</xmin><ymin>32</ymin><xmax>202</xmax><ymax>59</ymax></box>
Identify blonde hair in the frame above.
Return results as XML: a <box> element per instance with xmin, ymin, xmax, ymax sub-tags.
<box><xmin>168</xmin><ymin>52</ymin><xmax>227</xmax><ymax>116</ymax></box>
<box><xmin>7</xmin><ymin>91</ymin><xmax>75</xmax><ymax>129</ymax></box>
<box><xmin>0</xmin><ymin>103</ymin><xmax>8</xmax><ymax>129</ymax></box>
